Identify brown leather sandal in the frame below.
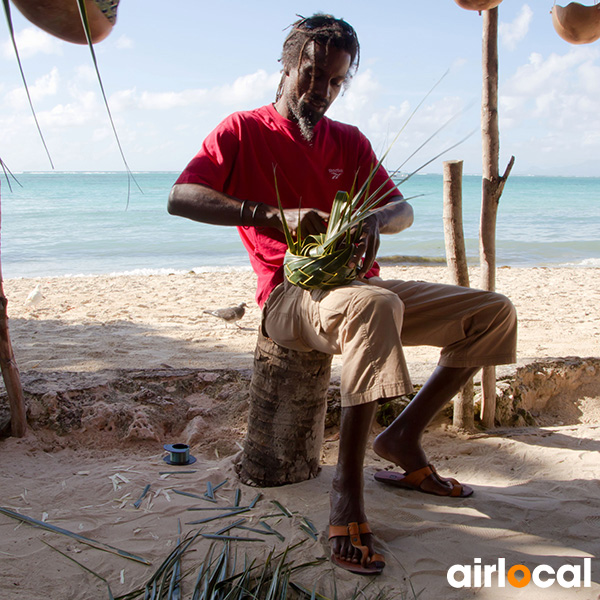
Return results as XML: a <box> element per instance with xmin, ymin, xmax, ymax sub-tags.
<box><xmin>328</xmin><ymin>521</ymin><xmax>385</xmax><ymax>575</ymax></box>
<box><xmin>374</xmin><ymin>464</ymin><xmax>473</xmax><ymax>497</ymax></box>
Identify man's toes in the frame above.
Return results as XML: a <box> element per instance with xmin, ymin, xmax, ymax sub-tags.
<box><xmin>332</xmin><ymin>538</ymin><xmax>361</xmax><ymax>564</ymax></box>
<box><xmin>342</xmin><ymin>549</ymin><xmax>360</xmax><ymax>564</ymax></box>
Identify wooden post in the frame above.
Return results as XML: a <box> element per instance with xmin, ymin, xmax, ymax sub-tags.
<box><xmin>480</xmin><ymin>8</ymin><xmax>515</xmax><ymax>428</ymax></box>
<box><xmin>0</xmin><ymin>181</ymin><xmax>28</xmax><ymax>437</ymax></box>
<box><xmin>238</xmin><ymin>330</ymin><xmax>332</xmax><ymax>487</ymax></box>
<box><xmin>443</xmin><ymin>160</ymin><xmax>474</xmax><ymax>430</ymax></box>
<box><xmin>443</xmin><ymin>160</ymin><xmax>469</xmax><ymax>288</ymax></box>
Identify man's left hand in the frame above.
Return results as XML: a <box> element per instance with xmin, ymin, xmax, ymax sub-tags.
<box><xmin>349</xmin><ymin>213</ymin><xmax>380</xmax><ymax>277</ymax></box>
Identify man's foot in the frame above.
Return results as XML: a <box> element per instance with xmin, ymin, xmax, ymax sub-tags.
<box><xmin>374</xmin><ymin>464</ymin><xmax>473</xmax><ymax>497</ymax></box>
<box><xmin>328</xmin><ymin>522</ymin><xmax>385</xmax><ymax>575</ymax></box>
<box><xmin>373</xmin><ymin>426</ymin><xmax>471</xmax><ymax>496</ymax></box>
<box><xmin>329</xmin><ymin>481</ymin><xmax>384</xmax><ymax>574</ymax></box>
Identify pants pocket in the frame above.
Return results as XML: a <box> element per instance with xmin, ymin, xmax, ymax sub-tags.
<box><xmin>262</xmin><ymin>286</ymin><xmax>314</xmax><ymax>352</ymax></box>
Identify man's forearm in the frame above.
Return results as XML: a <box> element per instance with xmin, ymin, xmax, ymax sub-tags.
<box><xmin>376</xmin><ymin>199</ymin><xmax>414</xmax><ymax>234</ymax></box>
<box><xmin>168</xmin><ymin>183</ymin><xmax>277</xmax><ymax>228</ymax></box>
<box><xmin>168</xmin><ymin>183</ymin><xmax>331</xmax><ymax>236</ymax></box>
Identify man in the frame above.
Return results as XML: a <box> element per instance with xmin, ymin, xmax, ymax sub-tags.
<box><xmin>169</xmin><ymin>14</ymin><xmax>517</xmax><ymax>576</ymax></box>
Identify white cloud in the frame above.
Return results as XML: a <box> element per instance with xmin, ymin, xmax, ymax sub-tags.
<box><xmin>506</xmin><ymin>47</ymin><xmax>598</xmax><ymax>96</ymax></box>
<box><xmin>499</xmin><ymin>5</ymin><xmax>533</xmax><ymax>51</ymax></box>
<box><xmin>37</xmin><ymin>90</ymin><xmax>99</xmax><ymax>128</ymax></box>
<box><xmin>2</xmin><ymin>26</ymin><xmax>62</xmax><ymax>59</ymax></box>
<box><xmin>327</xmin><ymin>69</ymin><xmax>473</xmax><ymax>171</ymax></box>
<box><xmin>75</xmin><ymin>64</ymin><xmax>99</xmax><ymax>85</ymax></box>
<box><xmin>5</xmin><ymin>67</ymin><xmax>60</xmax><ymax>108</ymax></box>
<box><xmin>499</xmin><ymin>46</ymin><xmax>600</xmax><ymax>169</ymax></box>
<box><xmin>332</xmin><ymin>69</ymin><xmax>381</xmax><ymax>116</ymax></box>
<box><xmin>139</xmin><ymin>89</ymin><xmax>208</xmax><ymax>110</ymax></box>
<box><xmin>327</xmin><ymin>69</ymin><xmax>383</xmax><ymax>131</ymax></box>
<box><xmin>106</xmin><ymin>69</ymin><xmax>279</xmax><ymax>112</ymax></box>
<box><xmin>115</xmin><ymin>35</ymin><xmax>134</xmax><ymax>50</ymax></box>
<box><xmin>214</xmin><ymin>70</ymin><xmax>280</xmax><ymax>105</ymax></box>
<box><xmin>577</xmin><ymin>61</ymin><xmax>600</xmax><ymax>95</ymax></box>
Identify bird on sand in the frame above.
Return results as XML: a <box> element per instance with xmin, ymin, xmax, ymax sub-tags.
<box><xmin>25</xmin><ymin>284</ymin><xmax>44</xmax><ymax>308</ymax></box>
<box><xmin>203</xmin><ymin>302</ymin><xmax>247</xmax><ymax>328</ymax></box>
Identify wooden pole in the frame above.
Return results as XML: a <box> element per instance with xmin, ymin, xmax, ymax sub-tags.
<box><xmin>0</xmin><ymin>181</ymin><xmax>28</xmax><ymax>437</ymax></box>
<box><xmin>443</xmin><ymin>160</ymin><xmax>474</xmax><ymax>430</ymax></box>
<box><xmin>479</xmin><ymin>8</ymin><xmax>514</xmax><ymax>428</ymax></box>
<box><xmin>443</xmin><ymin>160</ymin><xmax>469</xmax><ymax>288</ymax></box>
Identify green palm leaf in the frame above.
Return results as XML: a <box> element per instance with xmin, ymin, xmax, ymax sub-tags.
<box><xmin>2</xmin><ymin>0</ymin><xmax>54</xmax><ymax>168</ymax></box>
<box><xmin>274</xmin><ymin>68</ymin><xmax>473</xmax><ymax>291</ymax></box>
<box><xmin>2</xmin><ymin>0</ymin><xmax>140</xmax><ymax>203</ymax></box>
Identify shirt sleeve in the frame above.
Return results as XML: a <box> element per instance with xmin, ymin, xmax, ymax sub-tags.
<box><xmin>175</xmin><ymin>115</ymin><xmax>240</xmax><ymax>191</ymax></box>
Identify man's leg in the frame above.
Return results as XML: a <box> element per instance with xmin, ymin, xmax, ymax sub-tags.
<box><xmin>263</xmin><ymin>282</ymin><xmax>408</xmax><ymax>569</ymax></box>
<box><xmin>329</xmin><ymin>401</ymin><xmax>378</xmax><ymax>564</ymax></box>
<box><xmin>368</xmin><ymin>279</ymin><xmax>516</xmax><ymax>494</ymax></box>
<box><xmin>373</xmin><ymin>365</ymin><xmax>479</xmax><ymax>494</ymax></box>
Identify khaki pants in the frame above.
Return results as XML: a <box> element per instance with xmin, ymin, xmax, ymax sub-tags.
<box><xmin>262</xmin><ymin>277</ymin><xmax>517</xmax><ymax>407</ymax></box>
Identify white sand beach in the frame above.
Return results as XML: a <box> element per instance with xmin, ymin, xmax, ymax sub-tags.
<box><xmin>1</xmin><ymin>266</ymin><xmax>599</xmax><ymax>599</ymax></box>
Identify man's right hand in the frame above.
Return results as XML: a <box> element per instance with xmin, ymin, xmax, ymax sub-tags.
<box><xmin>168</xmin><ymin>183</ymin><xmax>330</xmax><ymax>238</ymax></box>
<box><xmin>275</xmin><ymin>207</ymin><xmax>330</xmax><ymax>238</ymax></box>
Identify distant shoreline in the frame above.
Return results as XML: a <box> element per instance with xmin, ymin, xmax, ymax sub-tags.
<box><xmin>12</xmin><ymin>170</ymin><xmax>600</xmax><ymax>180</ymax></box>
<box><xmin>4</xmin><ymin>261</ymin><xmax>600</xmax><ymax>282</ymax></box>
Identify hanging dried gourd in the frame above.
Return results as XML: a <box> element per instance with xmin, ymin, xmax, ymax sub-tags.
<box><xmin>552</xmin><ymin>2</ymin><xmax>600</xmax><ymax>44</ymax></box>
<box><xmin>454</xmin><ymin>0</ymin><xmax>503</xmax><ymax>11</ymax></box>
<box><xmin>9</xmin><ymin>0</ymin><xmax>118</xmax><ymax>44</ymax></box>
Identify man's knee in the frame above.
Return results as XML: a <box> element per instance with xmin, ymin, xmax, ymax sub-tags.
<box><xmin>481</xmin><ymin>291</ymin><xmax>518</xmax><ymax>338</ymax></box>
<box><xmin>349</xmin><ymin>285</ymin><xmax>405</xmax><ymax>321</ymax></box>
<box><xmin>492</xmin><ymin>291</ymin><xmax>517</xmax><ymax>324</ymax></box>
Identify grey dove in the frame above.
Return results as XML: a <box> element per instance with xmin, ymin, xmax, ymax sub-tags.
<box><xmin>203</xmin><ymin>302</ymin><xmax>247</xmax><ymax>328</ymax></box>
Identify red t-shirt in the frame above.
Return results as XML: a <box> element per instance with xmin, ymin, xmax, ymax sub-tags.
<box><xmin>176</xmin><ymin>103</ymin><xmax>400</xmax><ymax>307</ymax></box>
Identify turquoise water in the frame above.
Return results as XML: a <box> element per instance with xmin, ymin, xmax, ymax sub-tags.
<box><xmin>1</xmin><ymin>172</ymin><xmax>598</xmax><ymax>279</ymax></box>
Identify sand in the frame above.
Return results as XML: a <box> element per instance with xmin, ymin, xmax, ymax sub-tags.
<box><xmin>0</xmin><ymin>266</ymin><xmax>599</xmax><ymax>599</ymax></box>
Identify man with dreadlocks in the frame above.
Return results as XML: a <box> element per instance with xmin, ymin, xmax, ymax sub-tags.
<box><xmin>169</xmin><ymin>14</ymin><xmax>517</xmax><ymax>576</ymax></box>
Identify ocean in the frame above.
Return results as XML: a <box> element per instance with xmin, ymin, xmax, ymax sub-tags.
<box><xmin>1</xmin><ymin>171</ymin><xmax>598</xmax><ymax>280</ymax></box>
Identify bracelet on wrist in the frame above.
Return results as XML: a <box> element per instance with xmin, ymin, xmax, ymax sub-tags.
<box><xmin>240</xmin><ymin>200</ymin><xmax>249</xmax><ymax>229</ymax></box>
<box><xmin>251</xmin><ymin>203</ymin><xmax>263</xmax><ymax>226</ymax></box>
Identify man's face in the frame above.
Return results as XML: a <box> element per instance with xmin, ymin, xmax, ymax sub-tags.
<box><xmin>284</xmin><ymin>43</ymin><xmax>351</xmax><ymax>141</ymax></box>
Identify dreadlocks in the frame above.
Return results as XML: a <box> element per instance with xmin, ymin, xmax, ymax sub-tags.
<box><xmin>275</xmin><ymin>14</ymin><xmax>360</xmax><ymax>102</ymax></box>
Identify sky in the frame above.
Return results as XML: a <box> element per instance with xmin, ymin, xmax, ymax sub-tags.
<box><xmin>1</xmin><ymin>0</ymin><xmax>600</xmax><ymax>177</ymax></box>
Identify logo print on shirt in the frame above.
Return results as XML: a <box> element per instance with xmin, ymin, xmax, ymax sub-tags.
<box><xmin>329</xmin><ymin>168</ymin><xmax>343</xmax><ymax>180</ymax></box>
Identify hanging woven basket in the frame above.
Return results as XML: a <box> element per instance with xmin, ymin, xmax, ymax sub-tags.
<box><xmin>454</xmin><ymin>0</ymin><xmax>503</xmax><ymax>11</ymax></box>
<box><xmin>11</xmin><ymin>0</ymin><xmax>118</xmax><ymax>44</ymax></box>
<box><xmin>552</xmin><ymin>2</ymin><xmax>600</xmax><ymax>45</ymax></box>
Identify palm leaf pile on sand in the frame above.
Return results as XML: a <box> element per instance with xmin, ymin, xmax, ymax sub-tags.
<box><xmin>1</xmin><ymin>488</ymin><xmax>406</xmax><ymax>599</ymax></box>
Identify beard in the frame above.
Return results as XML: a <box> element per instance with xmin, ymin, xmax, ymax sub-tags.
<box><xmin>287</xmin><ymin>89</ymin><xmax>326</xmax><ymax>143</ymax></box>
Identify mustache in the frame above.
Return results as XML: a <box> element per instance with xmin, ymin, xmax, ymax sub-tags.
<box><xmin>304</xmin><ymin>96</ymin><xmax>328</xmax><ymax>110</ymax></box>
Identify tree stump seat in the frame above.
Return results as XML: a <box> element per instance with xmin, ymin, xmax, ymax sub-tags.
<box><xmin>237</xmin><ymin>329</ymin><xmax>333</xmax><ymax>487</ymax></box>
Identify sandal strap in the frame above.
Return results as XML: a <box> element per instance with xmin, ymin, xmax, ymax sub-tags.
<box><xmin>401</xmin><ymin>465</ymin><xmax>434</xmax><ymax>487</ymax></box>
<box><xmin>450</xmin><ymin>482</ymin><xmax>464</xmax><ymax>496</ymax></box>
<box><xmin>429</xmin><ymin>464</ymin><xmax>463</xmax><ymax>496</ymax></box>
<box><xmin>370</xmin><ymin>553</ymin><xmax>386</xmax><ymax>567</ymax></box>
<box><xmin>329</xmin><ymin>522</ymin><xmax>371</xmax><ymax>566</ymax></box>
<box><xmin>328</xmin><ymin>521</ymin><xmax>371</xmax><ymax>539</ymax></box>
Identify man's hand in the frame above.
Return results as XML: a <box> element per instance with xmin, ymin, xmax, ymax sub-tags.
<box><xmin>349</xmin><ymin>213</ymin><xmax>380</xmax><ymax>277</ymax></box>
<box><xmin>346</xmin><ymin>199</ymin><xmax>414</xmax><ymax>277</ymax></box>
<box><xmin>277</xmin><ymin>207</ymin><xmax>330</xmax><ymax>238</ymax></box>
